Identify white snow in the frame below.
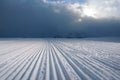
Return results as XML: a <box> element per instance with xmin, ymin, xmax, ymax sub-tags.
<box><xmin>0</xmin><ymin>38</ymin><xmax>120</xmax><ymax>80</ymax></box>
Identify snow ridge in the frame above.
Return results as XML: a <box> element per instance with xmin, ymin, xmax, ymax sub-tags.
<box><xmin>0</xmin><ymin>39</ymin><xmax>120</xmax><ymax>80</ymax></box>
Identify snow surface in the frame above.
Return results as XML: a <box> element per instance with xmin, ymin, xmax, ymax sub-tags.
<box><xmin>0</xmin><ymin>38</ymin><xmax>120</xmax><ymax>80</ymax></box>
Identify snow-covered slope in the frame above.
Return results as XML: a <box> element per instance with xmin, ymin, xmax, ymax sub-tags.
<box><xmin>0</xmin><ymin>38</ymin><xmax>120</xmax><ymax>80</ymax></box>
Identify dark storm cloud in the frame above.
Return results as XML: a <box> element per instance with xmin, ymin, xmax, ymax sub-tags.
<box><xmin>0</xmin><ymin>0</ymin><xmax>120</xmax><ymax>38</ymax></box>
<box><xmin>74</xmin><ymin>19</ymin><xmax>120</xmax><ymax>37</ymax></box>
<box><xmin>0</xmin><ymin>0</ymin><xmax>73</xmax><ymax>37</ymax></box>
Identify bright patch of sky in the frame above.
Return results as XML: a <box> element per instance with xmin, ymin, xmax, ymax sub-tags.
<box><xmin>43</xmin><ymin>0</ymin><xmax>120</xmax><ymax>22</ymax></box>
<box><xmin>47</xmin><ymin>0</ymin><xmax>86</xmax><ymax>3</ymax></box>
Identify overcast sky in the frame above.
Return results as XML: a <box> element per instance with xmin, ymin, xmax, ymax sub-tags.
<box><xmin>0</xmin><ymin>0</ymin><xmax>120</xmax><ymax>37</ymax></box>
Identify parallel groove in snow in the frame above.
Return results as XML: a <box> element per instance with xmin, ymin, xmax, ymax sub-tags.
<box><xmin>0</xmin><ymin>39</ymin><xmax>120</xmax><ymax>80</ymax></box>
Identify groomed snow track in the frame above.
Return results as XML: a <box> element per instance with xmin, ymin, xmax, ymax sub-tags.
<box><xmin>0</xmin><ymin>38</ymin><xmax>120</xmax><ymax>80</ymax></box>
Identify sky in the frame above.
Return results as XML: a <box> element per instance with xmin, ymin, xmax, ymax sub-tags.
<box><xmin>0</xmin><ymin>0</ymin><xmax>120</xmax><ymax>37</ymax></box>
